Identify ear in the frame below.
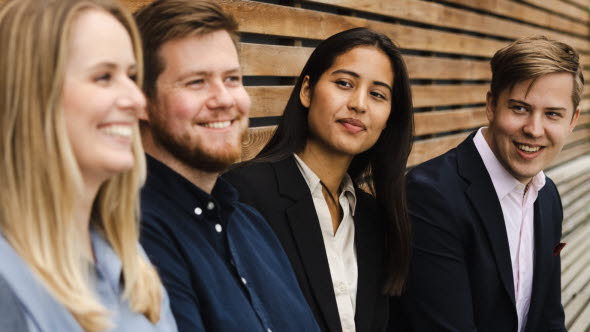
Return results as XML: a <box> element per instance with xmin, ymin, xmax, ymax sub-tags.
<box><xmin>569</xmin><ymin>106</ymin><xmax>581</xmax><ymax>132</ymax></box>
<box><xmin>485</xmin><ymin>91</ymin><xmax>495</xmax><ymax>123</ymax></box>
<box><xmin>299</xmin><ymin>75</ymin><xmax>311</xmax><ymax>108</ymax></box>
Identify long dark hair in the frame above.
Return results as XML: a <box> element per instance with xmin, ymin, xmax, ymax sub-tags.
<box><xmin>255</xmin><ymin>27</ymin><xmax>413</xmax><ymax>295</ymax></box>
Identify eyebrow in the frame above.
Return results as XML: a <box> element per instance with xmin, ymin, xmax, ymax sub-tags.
<box><xmin>331</xmin><ymin>69</ymin><xmax>392</xmax><ymax>92</ymax></box>
<box><xmin>507</xmin><ymin>99</ymin><xmax>567</xmax><ymax>111</ymax></box>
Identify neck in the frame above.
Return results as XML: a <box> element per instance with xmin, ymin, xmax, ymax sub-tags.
<box><xmin>142</xmin><ymin>131</ymin><xmax>219</xmax><ymax>194</ymax></box>
<box><xmin>298</xmin><ymin>140</ymin><xmax>353</xmax><ymax>195</ymax></box>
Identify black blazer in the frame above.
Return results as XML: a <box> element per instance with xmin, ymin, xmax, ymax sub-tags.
<box><xmin>392</xmin><ymin>133</ymin><xmax>565</xmax><ymax>332</ymax></box>
<box><xmin>223</xmin><ymin>156</ymin><xmax>389</xmax><ymax>332</ymax></box>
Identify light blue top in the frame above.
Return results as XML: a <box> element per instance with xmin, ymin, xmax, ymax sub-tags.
<box><xmin>0</xmin><ymin>230</ymin><xmax>178</xmax><ymax>332</ymax></box>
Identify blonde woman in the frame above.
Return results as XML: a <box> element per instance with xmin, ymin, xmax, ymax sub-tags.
<box><xmin>0</xmin><ymin>0</ymin><xmax>177</xmax><ymax>331</ymax></box>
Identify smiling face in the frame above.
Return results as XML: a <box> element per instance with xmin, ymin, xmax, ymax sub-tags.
<box><xmin>484</xmin><ymin>72</ymin><xmax>580</xmax><ymax>184</ymax></box>
<box><xmin>62</xmin><ymin>9</ymin><xmax>145</xmax><ymax>188</ymax></box>
<box><xmin>145</xmin><ymin>29</ymin><xmax>250</xmax><ymax>172</ymax></box>
<box><xmin>300</xmin><ymin>46</ymin><xmax>393</xmax><ymax>158</ymax></box>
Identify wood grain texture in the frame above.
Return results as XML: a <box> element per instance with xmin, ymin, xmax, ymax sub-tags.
<box><xmin>306</xmin><ymin>0</ymin><xmax>589</xmax><ymax>52</ymax></box>
<box><xmin>520</xmin><ymin>0</ymin><xmax>589</xmax><ymax>23</ymax></box>
<box><xmin>414</xmin><ymin>107</ymin><xmax>487</xmax><ymax>136</ymax></box>
<box><xmin>218</xmin><ymin>0</ymin><xmax>507</xmax><ymax>57</ymax></box>
<box><xmin>240</xmin><ymin>43</ymin><xmax>491</xmax><ymax>80</ymax></box>
<box><xmin>442</xmin><ymin>0</ymin><xmax>589</xmax><ymax>37</ymax></box>
<box><xmin>241</xmin><ymin>126</ymin><xmax>276</xmax><ymax>161</ymax></box>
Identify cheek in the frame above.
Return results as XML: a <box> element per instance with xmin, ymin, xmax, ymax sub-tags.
<box><xmin>159</xmin><ymin>92</ymin><xmax>201</xmax><ymax>123</ymax></box>
<box><xmin>233</xmin><ymin>88</ymin><xmax>251</xmax><ymax>116</ymax></box>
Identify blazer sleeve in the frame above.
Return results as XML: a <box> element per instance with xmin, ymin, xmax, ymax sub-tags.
<box><xmin>538</xmin><ymin>182</ymin><xmax>566</xmax><ymax>332</ymax></box>
<box><xmin>400</xmin><ymin>174</ymin><xmax>478</xmax><ymax>332</ymax></box>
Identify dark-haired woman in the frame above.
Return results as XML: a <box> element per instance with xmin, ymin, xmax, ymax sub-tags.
<box><xmin>223</xmin><ymin>27</ymin><xmax>413</xmax><ymax>332</ymax></box>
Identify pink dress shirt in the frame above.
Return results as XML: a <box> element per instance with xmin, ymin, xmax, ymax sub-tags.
<box><xmin>474</xmin><ymin>128</ymin><xmax>546</xmax><ymax>332</ymax></box>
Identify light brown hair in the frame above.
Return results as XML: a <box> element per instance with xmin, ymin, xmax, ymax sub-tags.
<box><xmin>0</xmin><ymin>0</ymin><xmax>162</xmax><ymax>330</ymax></box>
<box><xmin>490</xmin><ymin>35</ymin><xmax>584</xmax><ymax>109</ymax></box>
<box><xmin>134</xmin><ymin>0</ymin><xmax>239</xmax><ymax>101</ymax></box>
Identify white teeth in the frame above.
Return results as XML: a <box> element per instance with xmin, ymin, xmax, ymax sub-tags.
<box><xmin>517</xmin><ymin>144</ymin><xmax>541</xmax><ymax>153</ymax></box>
<box><xmin>202</xmin><ymin>121</ymin><xmax>231</xmax><ymax>129</ymax></box>
<box><xmin>100</xmin><ymin>125</ymin><xmax>133</xmax><ymax>138</ymax></box>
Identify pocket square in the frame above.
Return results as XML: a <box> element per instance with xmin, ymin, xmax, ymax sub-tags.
<box><xmin>553</xmin><ymin>243</ymin><xmax>566</xmax><ymax>256</ymax></box>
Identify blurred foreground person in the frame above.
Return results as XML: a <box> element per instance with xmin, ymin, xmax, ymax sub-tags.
<box><xmin>395</xmin><ymin>36</ymin><xmax>581</xmax><ymax>332</ymax></box>
<box><xmin>224</xmin><ymin>28</ymin><xmax>414</xmax><ymax>332</ymax></box>
<box><xmin>0</xmin><ymin>0</ymin><xmax>177</xmax><ymax>331</ymax></box>
<box><xmin>134</xmin><ymin>1</ymin><xmax>320</xmax><ymax>331</ymax></box>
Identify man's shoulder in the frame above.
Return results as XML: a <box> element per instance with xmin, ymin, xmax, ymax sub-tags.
<box><xmin>223</xmin><ymin>160</ymin><xmax>276</xmax><ymax>188</ymax></box>
<box><xmin>407</xmin><ymin>146</ymin><xmax>463</xmax><ymax>188</ymax></box>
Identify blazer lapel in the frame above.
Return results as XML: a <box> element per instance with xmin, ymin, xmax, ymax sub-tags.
<box><xmin>273</xmin><ymin>157</ymin><xmax>343</xmax><ymax>332</ymax></box>
<box><xmin>353</xmin><ymin>199</ymin><xmax>379</xmax><ymax>331</ymax></box>
<box><xmin>457</xmin><ymin>136</ymin><xmax>516</xmax><ymax>306</ymax></box>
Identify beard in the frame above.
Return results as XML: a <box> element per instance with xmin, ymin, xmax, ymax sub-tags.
<box><xmin>150</xmin><ymin>113</ymin><xmax>246</xmax><ymax>173</ymax></box>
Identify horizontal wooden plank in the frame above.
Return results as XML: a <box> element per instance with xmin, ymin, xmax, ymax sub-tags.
<box><xmin>414</xmin><ymin>107</ymin><xmax>487</xmax><ymax>136</ymax></box>
<box><xmin>567</xmin><ymin>298</ymin><xmax>590</xmax><ymax>332</ymax></box>
<box><xmin>521</xmin><ymin>0</ymin><xmax>589</xmax><ymax>23</ymax></box>
<box><xmin>551</xmin><ymin>141</ymin><xmax>590</xmax><ymax>167</ymax></box>
<box><xmin>442</xmin><ymin>0</ymin><xmax>589</xmax><ymax>37</ymax></box>
<box><xmin>246</xmin><ymin>84</ymin><xmax>490</xmax><ymax>118</ymax></box>
<box><xmin>412</xmin><ymin>84</ymin><xmax>488</xmax><ymax>108</ymax></box>
<box><xmin>564</xmin><ymin>0</ymin><xmax>589</xmax><ymax>9</ymax></box>
<box><xmin>307</xmin><ymin>0</ymin><xmax>589</xmax><ymax>52</ymax></box>
<box><xmin>408</xmin><ymin>132</ymin><xmax>468</xmax><ymax>166</ymax></box>
<box><xmin>219</xmin><ymin>0</ymin><xmax>508</xmax><ymax>58</ymax></box>
<box><xmin>546</xmin><ymin>154</ymin><xmax>590</xmax><ymax>185</ymax></box>
<box><xmin>240</xmin><ymin>43</ymin><xmax>492</xmax><ymax>80</ymax></box>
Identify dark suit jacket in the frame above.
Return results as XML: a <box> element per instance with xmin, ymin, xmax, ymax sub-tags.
<box><xmin>223</xmin><ymin>156</ymin><xmax>389</xmax><ymax>332</ymax></box>
<box><xmin>392</xmin><ymin>133</ymin><xmax>566</xmax><ymax>332</ymax></box>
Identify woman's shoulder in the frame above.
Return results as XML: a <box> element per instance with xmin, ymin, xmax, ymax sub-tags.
<box><xmin>0</xmin><ymin>234</ymin><xmax>83</xmax><ymax>332</ymax></box>
<box><xmin>0</xmin><ymin>274</ymin><xmax>30</xmax><ymax>332</ymax></box>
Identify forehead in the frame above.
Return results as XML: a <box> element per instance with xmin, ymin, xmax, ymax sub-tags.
<box><xmin>325</xmin><ymin>46</ymin><xmax>394</xmax><ymax>81</ymax></box>
<box><xmin>501</xmin><ymin>72</ymin><xmax>574</xmax><ymax>109</ymax></box>
<box><xmin>158</xmin><ymin>30</ymin><xmax>240</xmax><ymax>75</ymax></box>
<box><xmin>68</xmin><ymin>9</ymin><xmax>134</xmax><ymax>63</ymax></box>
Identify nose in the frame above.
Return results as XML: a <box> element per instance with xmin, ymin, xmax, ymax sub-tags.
<box><xmin>348</xmin><ymin>88</ymin><xmax>367</xmax><ymax>114</ymax></box>
<box><xmin>116</xmin><ymin>78</ymin><xmax>146</xmax><ymax>115</ymax></box>
<box><xmin>522</xmin><ymin>113</ymin><xmax>544</xmax><ymax>138</ymax></box>
<box><xmin>206</xmin><ymin>81</ymin><xmax>235</xmax><ymax>110</ymax></box>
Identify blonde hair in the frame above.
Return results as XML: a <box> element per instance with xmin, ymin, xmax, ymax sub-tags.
<box><xmin>0</xmin><ymin>0</ymin><xmax>163</xmax><ymax>331</ymax></box>
<box><xmin>490</xmin><ymin>35</ymin><xmax>584</xmax><ymax>109</ymax></box>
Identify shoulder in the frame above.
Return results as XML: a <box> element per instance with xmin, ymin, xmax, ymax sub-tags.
<box><xmin>223</xmin><ymin>161</ymin><xmax>277</xmax><ymax>189</ymax></box>
<box><xmin>223</xmin><ymin>160</ymin><xmax>283</xmax><ymax>204</ymax></box>
<box><xmin>0</xmin><ymin>274</ymin><xmax>29</xmax><ymax>332</ymax></box>
<box><xmin>407</xmin><ymin>147</ymin><xmax>462</xmax><ymax>194</ymax></box>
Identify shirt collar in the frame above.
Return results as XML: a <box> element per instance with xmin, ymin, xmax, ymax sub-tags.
<box><xmin>473</xmin><ymin>127</ymin><xmax>546</xmax><ymax>201</ymax></box>
<box><xmin>293</xmin><ymin>153</ymin><xmax>357</xmax><ymax>215</ymax></box>
<box><xmin>90</xmin><ymin>228</ymin><xmax>122</xmax><ymax>290</ymax></box>
<box><xmin>144</xmin><ymin>154</ymin><xmax>239</xmax><ymax>221</ymax></box>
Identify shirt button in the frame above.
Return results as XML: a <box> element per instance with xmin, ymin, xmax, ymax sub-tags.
<box><xmin>215</xmin><ymin>224</ymin><xmax>222</xmax><ymax>233</ymax></box>
<box><xmin>335</xmin><ymin>281</ymin><xmax>347</xmax><ymax>295</ymax></box>
<box><xmin>207</xmin><ymin>201</ymin><xmax>215</xmax><ymax>210</ymax></box>
<box><xmin>267</xmin><ymin>329</ymin><xmax>272</xmax><ymax>332</ymax></box>
<box><xmin>241</xmin><ymin>277</ymin><xmax>247</xmax><ymax>285</ymax></box>
<box><xmin>194</xmin><ymin>207</ymin><xmax>202</xmax><ymax>215</ymax></box>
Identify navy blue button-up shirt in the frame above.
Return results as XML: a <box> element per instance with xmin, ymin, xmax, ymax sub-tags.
<box><xmin>140</xmin><ymin>155</ymin><xmax>320</xmax><ymax>332</ymax></box>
